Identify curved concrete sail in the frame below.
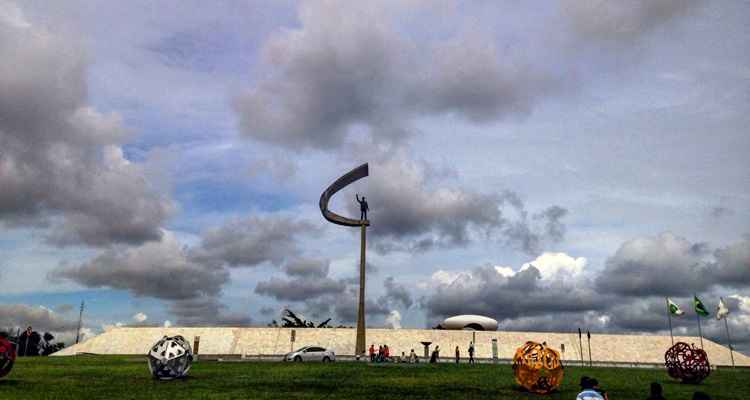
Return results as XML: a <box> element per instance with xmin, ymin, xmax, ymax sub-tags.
<box><xmin>319</xmin><ymin>162</ymin><xmax>370</xmax><ymax>356</ymax></box>
<box><xmin>319</xmin><ymin>163</ymin><xmax>369</xmax><ymax>227</ymax></box>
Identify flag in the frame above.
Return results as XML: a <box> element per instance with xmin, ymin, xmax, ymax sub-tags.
<box><xmin>694</xmin><ymin>295</ymin><xmax>710</xmax><ymax>317</ymax></box>
<box><xmin>716</xmin><ymin>297</ymin><xmax>730</xmax><ymax>320</ymax></box>
<box><xmin>667</xmin><ymin>298</ymin><xmax>684</xmax><ymax>316</ymax></box>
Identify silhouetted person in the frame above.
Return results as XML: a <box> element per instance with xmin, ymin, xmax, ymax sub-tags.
<box><xmin>430</xmin><ymin>346</ymin><xmax>440</xmax><ymax>363</ymax></box>
<box><xmin>646</xmin><ymin>382</ymin><xmax>666</xmax><ymax>400</ymax></box>
<box><xmin>455</xmin><ymin>346</ymin><xmax>460</xmax><ymax>364</ymax></box>
<box><xmin>468</xmin><ymin>341</ymin><xmax>475</xmax><ymax>364</ymax></box>
<box><xmin>356</xmin><ymin>194</ymin><xmax>369</xmax><ymax>220</ymax></box>
<box><xmin>18</xmin><ymin>326</ymin><xmax>41</xmax><ymax>356</ymax></box>
<box><xmin>369</xmin><ymin>344</ymin><xmax>375</xmax><ymax>362</ymax></box>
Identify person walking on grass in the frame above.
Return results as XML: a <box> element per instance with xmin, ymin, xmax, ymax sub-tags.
<box><xmin>468</xmin><ymin>341</ymin><xmax>475</xmax><ymax>364</ymax></box>
<box><xmin>455</xmin><ymin>346</ymin><xmax>460</xmax><ymax>364</ymax></box>
<box><xmin>646</xmin><ymin>382</ymin><xmax>666</xmax><ymax>400</ymax></box>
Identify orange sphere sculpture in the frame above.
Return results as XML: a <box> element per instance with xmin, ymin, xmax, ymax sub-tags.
<box><xmin>512</xmin><ymin>341</ymin><xmax>564</xmax><ymax>394</ymax></box>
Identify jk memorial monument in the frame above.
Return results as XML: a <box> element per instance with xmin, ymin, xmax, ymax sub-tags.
<box><xmin>319</xmin><ymin>163</ymin><xmax>370</xmax><ymax>356</ymax></box>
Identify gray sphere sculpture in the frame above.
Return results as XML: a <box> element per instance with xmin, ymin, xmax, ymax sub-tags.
<box><xmin>147</xmin><ymin>335</ymin><xmax>193</xmax><ymax>380</ymax></box>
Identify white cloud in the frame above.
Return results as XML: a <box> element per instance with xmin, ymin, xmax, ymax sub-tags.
<box><xmin>493</xmin><ymin>266</ymin><xmax>515</xmax><ymax>278</ymax></box>
<box><xmin>385</xmin><ymin>310</ymin><xmax>401</xmax><ymax>329</ymax></box>
<box><xmin>132</xmin><ymin>312</ymin><xmax>148</xmax><ymax>323</ymax></box>
<box><xmin>520</xmin><ymin>252</ymin><xmax>587</xmax><ymax>281</ymax></box>
<box><xmin>163</xmin><ymin>320</ymin><xmax>172</xmax><ymax>328</ymax></box>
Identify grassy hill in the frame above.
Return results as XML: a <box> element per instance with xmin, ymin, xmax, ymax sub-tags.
<box><xmin>0</xmin><ymin>356</ymin><xmax>745</xmax><ymax>399</ymax></box>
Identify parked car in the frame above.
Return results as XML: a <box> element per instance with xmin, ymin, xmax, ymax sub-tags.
<box><xmin>284</xmin><ymin>346</ymin><xmax>335</xmax><ymax>362</ymax></box>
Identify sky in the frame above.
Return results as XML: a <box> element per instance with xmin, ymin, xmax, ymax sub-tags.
<box><xmin>0</xmin><ymin>0</ymin><xmax>749</xmax><ymax>354</ymax></box>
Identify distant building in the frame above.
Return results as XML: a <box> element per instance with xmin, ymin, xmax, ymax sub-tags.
<box><xmin>438</xmin><ymin>315</ymin><xmax>498</xmax><ymax>331</ymax></box>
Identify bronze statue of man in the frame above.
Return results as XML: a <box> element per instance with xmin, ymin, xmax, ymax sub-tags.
<box><xmin>356</xmin><ymin>194</ymin><xmax>369</xmax><ymax>220</ymax></box>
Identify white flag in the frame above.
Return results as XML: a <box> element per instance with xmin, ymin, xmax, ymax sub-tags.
<box><xmin>716</xmin><ymin>297</ymin><xmax>730</xmax><ymax>320</ymax></box>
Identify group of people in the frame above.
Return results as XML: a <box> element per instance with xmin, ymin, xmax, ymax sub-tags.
<box><xmin>368</xmin><ymin>344</ymin><xmax>391</xmax><ymax>363</ymax></box>
<box><xmin>368</xmin><ymin>342</ymin><xmax>477</xmax><ymax>364</ymax></box>
<box><xmin>453</xmin><ymin>342</ymin><xmax>476</xmax><ymax>364</ymax></box>
<box><xmin>1</xmin><ymin>326</ymin><xmax>63</xmax><ymax>357</ymax></box>
<box><xmin>577</xmin><ymin>377</ymin><xmax>714</xmax><ymax>400</ymax></box>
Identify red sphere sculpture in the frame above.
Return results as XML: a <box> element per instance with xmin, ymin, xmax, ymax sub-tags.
<box><xmin>664</xmin><ymin>342</ymin><xmax>710</xmax><ymax>383</ymax></box>
<box><xmin>0</xmin><ymin>337</ymin><xmax>16</xmax><ymax>379</ymax></box>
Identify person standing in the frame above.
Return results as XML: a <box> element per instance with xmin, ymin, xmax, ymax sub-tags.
<box><xmin>455</xmin><ymin>346</ymin><xmax>460</xmax><ymax>364</ymax></box>
<box><xmin>468</xmin><ymin>341</ymin><xmax>475</xmax><ymax>364</ymax></box>
<box><xmin>355</xmin><ymin>194</ymin><xmax>369</xmax><ymax>220</ymax></box>
<box><xmin>369</xmin><ymin>344</ymin><xmax>375</xmax><ymax>362</ymax></box>
<box><xmin>18</xmin><ymin>326</ymin><xmax>40</xmax><ymax>357</ymax></box>
<box><xmin>384</xmin><ymin>344</ymin><xmax>390</xmax><ymax>361</ymax></box>
<box><xmin>409</xmin><ymin>348</ymin><xmax>417</xmax><ymax>363</ymax></box>
<box><xmin>430</xmin><ymin>346</ymin><xmax>440</xmax><ymax>363</ymax></box>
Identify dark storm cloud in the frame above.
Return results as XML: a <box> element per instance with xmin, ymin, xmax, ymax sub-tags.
<box><xmin>331</xmin><ymin>287</ymin><xmax>391</xmax><ymax>324</ymax></box>
<box><xmin>382</xmin><ymin>277</ymin><xmax>413</xmax><ymax>309</ymax></box>
<box><xmin>561</xmin><ymin>0</ymin><xmax>697</xmax><ymax>41</ymax></box>
<box><xmin>168</xmin><ymin>297</ymin><xmax>252</xmax><ymax>326</ymax></box>
<box><xmin>234</xmin><ymin>1</ymin><xmax>554</xmax><ymax>150</ymax></box>
<box><xmin>50</xmin><ymin>213</ymin><xmax>317</xmax><ymax>324</ymax></box>
<box><xmin>49</xmin><ymin>233</ymin><xmax>228</xmax><ymax>301</ymax></box>
<box><xmin>283</xmin><ymin>257</ymin><xmax>330</xmax><ymax>278</ymax></box>
<box><xmin>344</xmin><ymin>155</ymin><xmax>567</xmax><ymax>255</ymax></box>
<box><xmin>420</xmin><ymin>234</ymin><xmax>750</xmax><ymax>353</ymax></box>
<box><xmin>711</xmin><ymin>239</ymin><xmax>750</xmax><ymax>288</ymax></box>
<box><xmin>0</xmin><ymin>7</ymin><xmax>173</xmax><ymax>246</ymax></box>
<box><xmin>190</xmin><ymin>215</ymin><xmax>317</xmax><ymax>268</ymax></box>
<box><xmin>53</xmin><ymin>304</ymin><xmax>75</xmax><ymax>314</ymax></box>
<box><xmin>254</xmin><ymin>277</ymin><xmax>347</xmax><ymax>302</ymax></box>
<box><xmin>596</xmin><ymin>233</ymin><xmax>750</xmax><ymax>296</ymax></box>
<box><xmin>423</xmin><ymin>265</ymin><xmax>607</xmax><ymax>321</ymax></box>
<box><xmin>535</xmin><ymin>206</ymin><xmax>568</xmax><ymax>242</ymax></box>
<box><xmin>0</xmin><ymin>304</ymin><xmax>78</xmax><ymax>333</ymax></box>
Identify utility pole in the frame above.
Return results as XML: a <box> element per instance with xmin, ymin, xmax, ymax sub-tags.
<box><xmin>75</xmin><ymin>300</ymin><xmax>85</xmax><ymax>344</ymax></box>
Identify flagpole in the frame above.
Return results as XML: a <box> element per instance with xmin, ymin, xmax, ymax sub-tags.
<box><xmin>695</xmin><ymin>304</ymin><xmax>704</xmax><ymax>350</ymax></box>
<box><xmin>578</xmin><ymin>328</ymin><xmax>583</xmax><ymax>367</ymax></box>
<box><xmin>666</xmin><ymin>297</ymin><xmax>674</xmax><ymax>346</ymax></box>
<box><xmin>587</xmin><ymin>330</ymin><xmax>592</xmax><ymax>367</ymax></box>
<box><xmin>723</xmin><ymin>316</ymin><xmax>735</xmax><ymax>368</ymax></box>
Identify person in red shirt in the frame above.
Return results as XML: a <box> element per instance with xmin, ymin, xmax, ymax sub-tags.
<box><xmin>384</xmin><ymin>344</ymin><xmax>390</xmax><ymax>360</ymax></box>
<box><xmin>368</xmin><ymin>344</ymin><xmax>375</xmax><ymax>362</ymax></box>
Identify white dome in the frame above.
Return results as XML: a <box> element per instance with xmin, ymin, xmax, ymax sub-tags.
<box><xmin>440</xmin><ymin>315</ymin><xmax>498</xmax><ymax>331</ymax></box>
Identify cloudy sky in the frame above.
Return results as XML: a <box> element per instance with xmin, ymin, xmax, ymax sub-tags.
<box><xmin>1</xmin><ymin>0</ymin><xmax>748</xmax><ymax>353</ymax></box>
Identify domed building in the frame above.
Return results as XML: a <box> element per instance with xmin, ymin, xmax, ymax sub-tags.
<box><xmin>437</xmin><ymin>315</ymin><xmax>498</xmax><ymax>331</ymax></box>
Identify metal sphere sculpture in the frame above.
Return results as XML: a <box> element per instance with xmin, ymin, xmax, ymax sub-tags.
<box><xmin>664</xmin><ymin>342</ymin><xmax>710</xmax><ymax>384</ymax></box>
<box><xmin>512</xmin><ymin>341</ymin><xmax>564</xmax><ymax>394</ymax></box>
<box><xmin>147</xmin><ymin>335</ymin><xmax>193</xmax><ymax>380</ymax></box>
<box><xmin>0</xmin><ymin>337</ymin><xmax>16</xmax><ymax>379</ymax></box>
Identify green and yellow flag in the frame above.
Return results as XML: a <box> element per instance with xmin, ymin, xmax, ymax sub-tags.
<box><xmin>667</xmin><ymin>298</ymin><xmax>684</xmax><ymax>316</ymax></box>
<box><xmin>694</xmin><ymin>295</ymin><xmax>710</xmax><ymax>317</ymax></box>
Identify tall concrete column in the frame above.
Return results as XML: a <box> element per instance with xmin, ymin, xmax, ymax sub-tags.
<box><xmin>318</xmin><ymin>163</ymin><xmax>370</xmax><ymax>357</ymax></box>
<box><xmin>356</xmin><ymin>223</ymin><xmax>366</xmax><ymax>356</ymax></box>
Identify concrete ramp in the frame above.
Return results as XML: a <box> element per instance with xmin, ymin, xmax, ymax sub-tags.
<box><xmin>53</xmin><ymin>327</ymin><xmax>748</xmax><ymax>367</ymax></box>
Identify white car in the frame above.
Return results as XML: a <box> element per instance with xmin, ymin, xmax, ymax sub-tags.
<box><xmin>284</xmin><ymin>346</ymin><xmax>336</xmax><ymax>362</ymax></box>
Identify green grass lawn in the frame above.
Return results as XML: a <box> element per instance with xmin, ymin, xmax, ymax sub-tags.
<box><xmin>0</xmin><ymin>356</ymin><xmax>746</xmax><ymax>399</ymax></box>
